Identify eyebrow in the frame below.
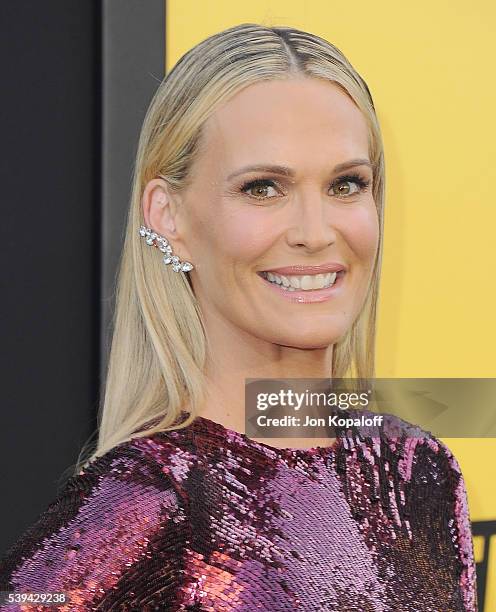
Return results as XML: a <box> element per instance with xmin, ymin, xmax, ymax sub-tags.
<box><xmin>226</xmin><ymin>158</ymin><xmax>373</xmax><ymax>181</ymax></box>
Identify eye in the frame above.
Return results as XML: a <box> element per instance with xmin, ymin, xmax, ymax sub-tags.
<box><xmin>240</xmin><ymin>178</ymin><xmax>281</xmax><ymax>200</ymax></box>
<box><xmin>331</xmin><ymin>180</ymin><xmax>360</xmax><ymax>197</ymax></box>
<box><xmin>330</xmin><ymin>173</ymin><xmax>371</xmax><ymax>199</ymax></box>
<box><xmin>239</xmin><ymin>172</ymin><xmax>372</xmax><ymax>202</ymax></box>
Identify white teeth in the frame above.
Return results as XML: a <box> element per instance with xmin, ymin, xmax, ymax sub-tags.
<box><xmin>262</xmin><ymin>271</ymin><xmax>339</xmax><ymax>291</ymax></box>
<box><xmin>313</xmin><ymin>274</ymin><xmax>326</xmax><ymax>289</ymax></box>
<box><xmin>300</xmin><ymin>276</ymin><xmax>313</xmax><ymax>290</ymax></box>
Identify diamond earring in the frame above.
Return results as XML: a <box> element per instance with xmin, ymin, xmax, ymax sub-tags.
<box><xmin>138</xmin><ymin>225</ymin><xmax>194</xmax><ymax>273</ymax></box>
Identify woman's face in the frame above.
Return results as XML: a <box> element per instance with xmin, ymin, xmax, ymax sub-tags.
<box><xmin>149</xmin><ymin>77</ymin><xmax>379</xmax><ymax>349</ymax></box>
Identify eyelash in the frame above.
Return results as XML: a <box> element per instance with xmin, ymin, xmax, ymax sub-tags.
<box><xmin>239</xmin><ymin>173</ymin><xmax>372</xmax><ymax>201</ymax></box>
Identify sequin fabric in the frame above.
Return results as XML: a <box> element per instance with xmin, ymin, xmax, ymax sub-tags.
<box><xmin>0</xmin><ymin>411</ymin><xmax>477</xmax><ymax>611</ymax></box>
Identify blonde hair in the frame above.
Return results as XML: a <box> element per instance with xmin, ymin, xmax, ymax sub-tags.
<box><xmin>74</xmin><ymin>23</ymin><xmax>385</xmax><ymax>475</ymax></box>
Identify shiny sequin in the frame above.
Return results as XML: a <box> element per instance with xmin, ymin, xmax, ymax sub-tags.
<box><xmin>0</xmin><ymin>411</ymin><xmax>478</xmax><ymax>610</ymax></box>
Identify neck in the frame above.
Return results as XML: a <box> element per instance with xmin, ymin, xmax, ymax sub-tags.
<box><xmin>196</xmin><ymin>311</ymin><xmax>334</xmax><ymax>436</ymax></box>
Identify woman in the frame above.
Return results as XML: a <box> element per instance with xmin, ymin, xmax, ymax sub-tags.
<box><xmin>0</xmin><ymin>23</ymin><xmax>477</xmax><ymax>611</ymax></box>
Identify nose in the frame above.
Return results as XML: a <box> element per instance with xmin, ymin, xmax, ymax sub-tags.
<box><xmin>285</xmin><ymin>195</ymin><xmax>337</xmax><ymax>252</ymax></box>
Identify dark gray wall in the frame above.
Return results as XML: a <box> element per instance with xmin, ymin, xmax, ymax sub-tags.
<box><xmin>0</xmin><ymin>0</ymin><xmax>165</xmax><ymax>556</ymax></box>
<box><xmin>100</xmin><ymin>0</ymin><xmax>165</xmax><ymax>382</ymax></box>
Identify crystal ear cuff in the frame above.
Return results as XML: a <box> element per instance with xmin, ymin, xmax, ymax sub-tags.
<box><xmin>139</xmin><ymin>225</ymin><xmax>194</xmax><ymax>273</ymax></box>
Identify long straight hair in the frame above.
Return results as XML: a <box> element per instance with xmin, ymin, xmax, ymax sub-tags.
<box><xmin>75</xmin><ymin>23</ymin><xmax>386</xmax><ymax>475</ymax></box>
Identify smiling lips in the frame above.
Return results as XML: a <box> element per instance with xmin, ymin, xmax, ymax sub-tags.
<box><xmin>258</xmin><ymin>262</ymin><xmax>346</xmax><ymax>292</ymax></box>
<box><xmin>262</xmin><ymin>262</ymin><xmax>347</xmax><ymax>275</ymax></box>
<box><xmin>261</xmin><ymin>270</ymin><xmax>338</xmax><ymax>291</ymax></box>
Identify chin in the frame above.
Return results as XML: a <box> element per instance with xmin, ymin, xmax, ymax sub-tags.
<box><xmin>268</xmin><ymin>328</ymin><xmax>346</xmax><ymax>350</ymax></box>
<box><xmin>286</xmin><ymin>337</ymin><xmax>342</xmax><ymax>350</ymax></box>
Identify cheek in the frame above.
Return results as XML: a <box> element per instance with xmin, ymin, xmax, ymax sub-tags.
<box><xmin>206</xmin><ymin>208</ymin><xmax>275</xmax><ymax>263</ymax></box>
<box><xmin>339</xmin><ymin>204</ymin><xmax>379</xmax><ymax>264</ymax></box>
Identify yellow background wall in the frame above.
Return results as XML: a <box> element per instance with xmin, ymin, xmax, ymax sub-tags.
<box><xmin>166</xmin><ymin>1</ymin><xmax>496</xmax><ymax>608</ymax></box>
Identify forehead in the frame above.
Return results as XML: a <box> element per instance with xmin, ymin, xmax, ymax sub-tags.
<box><xmin>199</xmin><ymin>78</ymin><xmax>370</xmax><ymax>174</ymax></box>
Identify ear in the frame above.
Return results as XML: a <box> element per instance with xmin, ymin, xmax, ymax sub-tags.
<box><xmin>141</xmin><ymin>178</ymin><xmax>192</xmax><ymax>261</ymax></box>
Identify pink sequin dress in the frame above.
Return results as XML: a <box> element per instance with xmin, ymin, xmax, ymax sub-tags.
<box><xmin>0</xmin><ymin>411</ymin><xmax>478</xmax><ymax>611</ymax></box>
